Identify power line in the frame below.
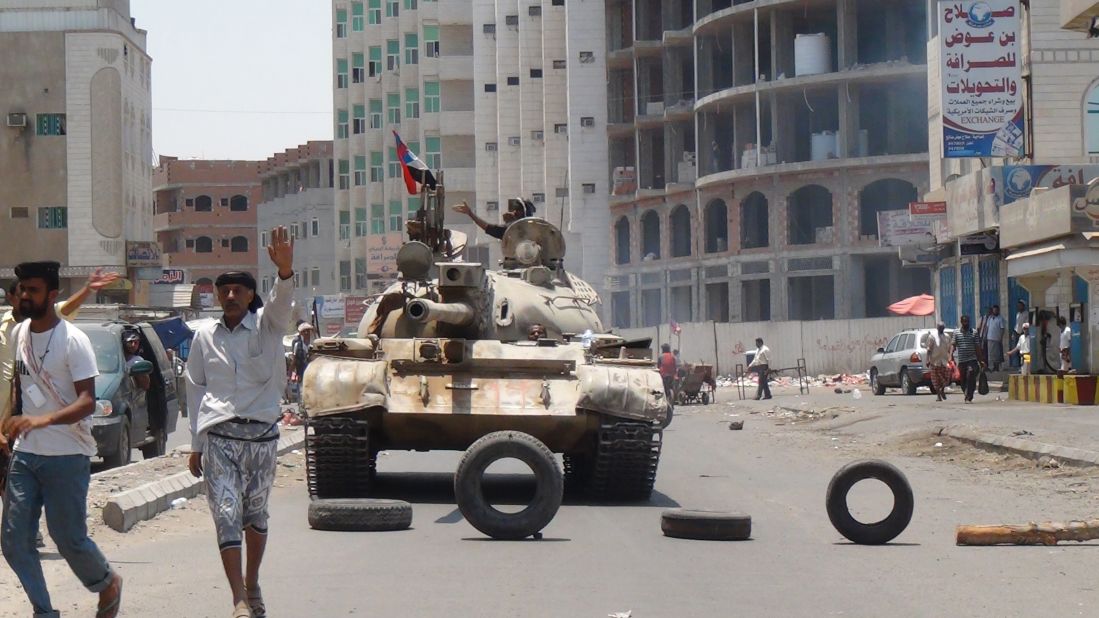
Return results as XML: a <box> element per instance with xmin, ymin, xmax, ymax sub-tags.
<box><xmin>153</xmin><ymin>107</ymin><xmax>330</xmax><ymax>115</ymax></box>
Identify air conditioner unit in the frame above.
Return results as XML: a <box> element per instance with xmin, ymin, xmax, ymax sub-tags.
<box><xmin>6</xmin><ymin>113</ymin><xmax>27</xmax><ymax>128</ymax></box>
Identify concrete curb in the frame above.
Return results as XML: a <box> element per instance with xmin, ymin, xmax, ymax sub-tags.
<box><xmin>938</xmin><ymin>425</ymin><xmax>1099</xmax><ymax>469</ymax></box>
<box><xmin>102</xmin><ymin>427</ymin><xmax>305</xmax><ymax>532</ymax></box>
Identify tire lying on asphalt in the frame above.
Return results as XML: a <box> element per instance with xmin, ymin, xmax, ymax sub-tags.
<box><xmin>661</xmin><ymin>509</ymin><xmax>752</xmax><ymax>541</ymax></box>
<box><xmin>826</xmin><ymin>459</ymin><xmax>913</xmax><ymax>545</ymax></box>
<box><xmin>454</xmin><ymin>431</ymin><xmax>563</xmax><ymax>540</ymax></box>
<box><xmin>307</xmin><ymin>499</ymin><xmax>413</xmax><ymax>532</ymax></box>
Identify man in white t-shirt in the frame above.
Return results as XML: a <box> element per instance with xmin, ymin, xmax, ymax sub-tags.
<box><xmin>0</xmin><ymin>262</ymin><xmax>123</xmax><ymax>618</ymax></box>
<box><xmin>1058</xmin><ymin>316</ymin><xmax>1073</xmax><ymax>373</ymax></box>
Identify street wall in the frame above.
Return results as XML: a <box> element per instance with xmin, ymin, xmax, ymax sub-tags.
<box><xmin>616</xmin><ymin>316</ymin><xmax>934</xmax><ymax>376</ymax></box>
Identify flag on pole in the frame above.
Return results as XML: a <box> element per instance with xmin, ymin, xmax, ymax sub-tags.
<box><xmin>393</xmin><ymin>130</ymin><xmax>437</xmax><ymax>195</ymax></box>
<box><xmin>670</xmin><ymin>320</ymin><xmax>682</xmax><ymax>336</ymax></box>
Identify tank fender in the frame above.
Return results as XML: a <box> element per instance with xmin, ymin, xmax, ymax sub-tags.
<box><xmin>576</xmin><ymin>364</ymin><xmax>670</xmax><ymax>424</ymax></box>
<box><xmin>303</xmin><ymin>355</ymin><xmax>389</xmax><ymax>418</ymax></box>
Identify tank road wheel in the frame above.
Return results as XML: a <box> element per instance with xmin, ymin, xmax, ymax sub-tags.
<box><xmin>305</xmin><ymin>415</ymin><xmax>373</xmax><ymax>499</ymax></box>
<box><xmin>454</xmin><ymin>431</ymin><xmax>563</xmax><ymax>540</ymax></box>
<box><xmin>587</xmin><ymin>419</ymin><xmax>663</xmax><ymax>502</ymax></box>
<box><xmin>562</xmin><ymin>452</ymin><xmax>592</xmax><ymax>496</ymax></box>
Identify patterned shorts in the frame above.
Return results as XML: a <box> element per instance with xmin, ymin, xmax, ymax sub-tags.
<box><xmin>202</xmin><ymin>420</ymin><xmax>279</xmax><ymax>551</ymax></box>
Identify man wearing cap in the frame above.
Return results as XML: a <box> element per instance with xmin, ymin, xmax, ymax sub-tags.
<box><xmin>289</xmin><ymin>322</ymin><xmax>313</xmax><ymax>401</ymax></box>
<box><xmin>186</xmin><ymin>226</ymin><xmax>294</xmax><ymax>618</ymax></box>
<box><xmin>121</xmin><ymin>330</ymin><xmax>150</xmax><ymax>392</ymax></box>
<box><xmin>1</xmin><ymin>261</ymin><xmax>124</xmax><ymax>618</ymax></box>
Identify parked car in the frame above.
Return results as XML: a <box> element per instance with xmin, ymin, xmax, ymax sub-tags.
<box><xmin>869</xmin><ymin>328</ymin><xmax>956</xmax><ymax>396</ymax></box>
<box><xmin>76</xmin><ymin>321</ymin><xmax>180</xmax><ymax>467</ymax></box>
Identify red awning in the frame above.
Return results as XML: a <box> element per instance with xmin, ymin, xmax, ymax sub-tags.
<box><xmin>888</xmin><ymin>294</ymin><xmax>935</xmax><ymax>317</ymax></box>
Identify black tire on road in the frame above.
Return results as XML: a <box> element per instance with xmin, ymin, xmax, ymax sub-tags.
<box><xmin>307</xmin><ymin>499</ymin><xmax>412</xmax><ymax>531</ymax></box>
<box><xmin>103</xmin><ymin>416</ymin><xmax>131</xmax><ymax>469</ymax></box>
<box><xmin>454</xmin><ymin>431</ymin><xmax>563</xmax><ymax>540</ymax></box>
<box><xmin>870</xmin><ymin>370</ymin><xmax>886</xmax><ymax>396</ymax></box>
<box><xmin>826</xmin><ymin>459</ymin><xmax>913</xmax><ymax>545</ymax></box>
<box><xmin>661</xmin><ymin>509</ymin><xmax>752</xmax><ymax>541</ymax></box>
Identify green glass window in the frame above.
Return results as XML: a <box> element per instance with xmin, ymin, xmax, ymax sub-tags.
<box><xmin>352</xmin><ymin>104</ymin><xmax>365</xmax><ymax>134</ymax></box>
<box><xmin>351</xmin><ymin>2</ymin><xmax>364</xmax><ymax>30</ymax></box>
<box><xmin>370</xmin><ymin>151</ymin><xmax>384</xmax><ymax>182</ymax></box>
<box><xmin>388</xmin><ymin>146</ymin><xmax>400</xmax><ymax>178</ymax></box>
<box><xmin>368</xmin><ymin>46</ymin><xmax>381</xmax><ymax>76</ymax></box>
<box><xmin>389</xmin><ymin>201</ymin><xmax>403</xmax><ymax>232</ymax></box>
<box><xmin>387</xmin><ymin>92</ymin><xmax>401</xmax><ymax>124</ymax></box>
<box><xmin>353</xmin><ymin>155</ymin><xmax>367</xmax><ymax>185</ymax></box>
<box><xmin>336</xmin><ymin>8</ymin><xmax>348</xmax><ymax>37</ymax></box>
<box><xmin>338</xmin><ymin>159</ymin><xmax>350</xmax><ymax>189</ymax></box>
<box><xmin>339</xmin><ymin>210</ymin><xmax>351</xmax><ymax>240</ymax></box>
<box><xmin>407</xmin><ymin>196</ymin><xmax>421</xmax><ymax>217</ymax></box>
<box><xmin>371</xmin><ymin>203</ymin><xmax>386</xmax><ymax>234</ymax></box>
<box><xmin>336</xmin><ymin>108</ymin><xmax>349</xmax><ymax>138</ymax></box>
<box><xmin>369</xmin><ymin>98</ymin><xmax>382</xmax><ymax>129</ymax></box>
<box><xmin>355</xmin><ymin>207</ymin><xmax>368</xmax><ymax>236</ymax></box>
<box><xmin>423</xmin><ymin>25</ymin><xmax>439</xmax><ymax>58</ymax></box>
<box><xmin>423</xmin><ymin>81</ymin><xmax>440</xmax><ymax>113</ymax></box>
<box><xmin>367</xmin><ymin>0</ymin><xmax>381</xmax><ymax>24</ymax></box>
<box><xmin>425</xmin><ymin>136</ymin><xmax>441</xmax><ymax>170</ymax></box>
<box><xmin>405</xmin><ymin>88</ymin><xmax>419</xmax><ymax>119</ymax></box>
<box><xmin>336</xmin><ymin>58</ymin><xmax>348</xmax><ymax>88</ymax></box>
<box><xmin>404</xmin><ymin>33</ymin><xmax>419</xmax><ymax>65</ymax></box>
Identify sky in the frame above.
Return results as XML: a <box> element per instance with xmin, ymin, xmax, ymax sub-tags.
<box><xmin>131</xmin><ymin>0</ymin><xmax>333</xmax><ymax>161</ymax></box>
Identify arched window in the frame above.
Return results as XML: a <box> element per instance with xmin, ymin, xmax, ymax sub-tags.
<box><xmin>194</xmin><ymin>195</ymin><xmax>212</xmax><ymax>212</ymax></box>
<box><xmin>1087</xmin><ymin>80</ymin><xmax>1099</xmax><ymax>156</ymax></box>
<box><xmin>703</xmin><ymin>199</ymin><xmax>728</xmax><ymax>253</ymax></box>
<box><xmin>740</xmin><ymin>192</ymin><xmax>769</xmax><ymax>249</ymax></box>
<box><xmin>230</xmin><ymin>236</ymin><xmax>249</xmax><ymax>252</ymax></box>
<box><xmin>195</xmin><ymin>236</ymin><xmax>213</xmax><ymax>253</ymax></box>
<box><xmin>615</xmin><ymin>217</ymin><xmax>631</xmax><ymax>265</ymax></box>
<box><xmin>670</xmin><ymin>204</ymin><xmax>692</xmax><ymax>258</ymax></box>
<box><xmin>641</xmin><ymin>210</ymin><xmax>661</xmax><ymax>260</ymax></box>
<box><xmin>787</xmin><ymin>185</ymin><xmax>833</xmax><ymax>246</ymax></box>
<box><xmin>230</xmin><ymin>195</ymin><xmax>248</xmax><ymax>212</ymax></box>
<box><xmin>859</xmin><ymin>179</ymin><xmax>918</xmax><ymax>238</ymax></box>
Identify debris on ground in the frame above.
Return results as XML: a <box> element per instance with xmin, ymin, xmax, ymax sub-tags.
<box><xmin>957</xmin><ymin>519</ymin><xmax>1099</xmax><ymax>546</ymax></box>
<box><xmin>1012</xmin><ymin>430</ymin><xmax>1035</xmax><ymax>437</ymax></box>
<box><xmin>762</xmin><ymin>405</ymin><xmax>855</xmax><ymax>424</ymax></box>
<box><xmin>715</xmin><ymin>372</ymin><xmax>869</xmax><ymax>390</ymax></box>
<box><xmin>1039</xmin><ymin>456</ymin><xmax>1063</xmax><ymax>469</ymax></box>
<box><xmin>608</xmin><ymin>612</ymin><xmax>633</xmax><ymax>618</ymax></box>
<box><xmin>729</xmin><ymin>421</ymin><xmax>744</xmax><ymax>431</ymax></box>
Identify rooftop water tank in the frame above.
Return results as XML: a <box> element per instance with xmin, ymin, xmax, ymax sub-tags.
<box><xmin>795</xmin><ymin>33</ymin><xmax>831</xmax><ymax>77</ymax></box>
<box><xmin>811</xmin><ymin>131</ymin><xmax>837</xmax><ymax>161</ymax></box>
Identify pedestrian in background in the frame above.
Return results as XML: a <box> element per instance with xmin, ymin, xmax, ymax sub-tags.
<box><xmin>1059</xmin><ymin>316</ymin><xmax>1073</xmax><ymax>374</ymax></box>
<box><xmin>1008</xmin><ymin>323</ymin><xmax>1031</xmax><ymax>376</ymax></box>
<box><xmin>984</xmin><ymin>305</ymin><xmax>1006</xmax><ymax>371</ymax></box>
<box><xmin>1013</xmin><ymin>300</ymin><xmax>1028</xmax><ymax>367</ymax></box>
<box><xmin>952</xmin><ymin>315</ymin><xmax>983</xmax><ymax>403</ymax></box>
<box><xmin>186</xmin><ymin>227</ymin><xmax>295</xmax><ymax>618</ymax></box>
<box><xmin>658</xmin><ymin>343</ymin><xmax>677</xmax><ymax>401</ymax></box>
<box><xmin>748</xmin><ymin>338</ymin><xmax>773</xmax><ymax>401</ymax></box>
<box><xmin>924</xmin><ymin>323</ymin><xmax>953</xmax><ymax>402</ymax></box>
<box><xmin>1</xmin><ymin>261</ymin><xmax>123</xmax><ymax>618</ymax></box>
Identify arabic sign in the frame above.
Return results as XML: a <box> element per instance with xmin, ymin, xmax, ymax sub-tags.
<box><xmin>1001</xmin><ymin>165</ymin><xmax>1099</xmax><ymax>204</ymax></box>
<box><xmin>344</xmin><ymin>295</ymin><xmax>368</xmax><ymax>325</ymax></box>
<box><xmin>940</xmin><ymin>1</ymin><xmax>1024</xmax><ymax>158</ymax></box>
<box><xmin>367</xmin><ymin>233</ymin><xmax>403</xmax><ymax>277</ymax></box>
<box><xmin>909</xmin><ymin>201</ymin><xmax>948</xmax><ymax>224</ymax></box>
<box><xmin>960</xmin><ymin>232</ymin><xmax>1000</xmax><ymax>255</ymax></box>
<box><xmin>1001</xmin><ymin>185</ymin><xmax>1089</xmax><ymax>248</ymax></box>
<box><xmin>152</xmin><ymin>269</ymin><xmax>186</xmax><ymax>285</ymax></box>
<box><xmin>125</xmin><ymin>241</ymin><xmax>163</xmax><ymax>267</ymax></box>
<box><xmin>878</xmin><ymin>210</ymin><xmax>936</xmax><ymax>247</ymax></box>
<box><xmin>318</xmin><ymin>295</ymin><xmax>346</xmax><ymax>320</ymax></box>
<box><xmin>946</xmin><ymin>167</ymin><xmax>1002</xmax><ymax>237</ymax></box>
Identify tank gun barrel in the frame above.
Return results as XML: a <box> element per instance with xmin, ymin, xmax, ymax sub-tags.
<box><xmin>406</xmin><ymin>298</ymin><xmax>476</xmax><ymax>326</ymax></box>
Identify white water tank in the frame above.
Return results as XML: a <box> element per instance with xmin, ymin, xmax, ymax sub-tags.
<box><xmin>811</xmin><ymin>131</ymin><xmax>837</xmax><ymax>161</ymax></box>
<box><xmin>795</xmin><ymin>33</ymin><xmax>831</xmax><ymax>76</ymax></box>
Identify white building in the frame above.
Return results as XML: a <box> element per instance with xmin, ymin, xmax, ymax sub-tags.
<box><xmin>331</xmin><ymin>0</ymin><xmax>609</xmax><ymax>297</ymax></box>
<box><xmin>0</xmin><ymin>0</ymin><xmax>153</xmax><ymax>300</ymax></box>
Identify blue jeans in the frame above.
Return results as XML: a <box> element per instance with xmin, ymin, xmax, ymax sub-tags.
<box><xmin>1</xmin><ymin>451</ymin><xmax>114</xmax><ymax>617</ymax></box>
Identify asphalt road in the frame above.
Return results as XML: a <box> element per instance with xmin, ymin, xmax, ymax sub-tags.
<box><xmin>11</xmin><ymin>398</ymin><xmax>1099</xmax><ymax>617</ymax></box>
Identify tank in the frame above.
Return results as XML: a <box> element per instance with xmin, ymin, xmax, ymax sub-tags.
<box><xmin>794</xmin><ymin>33</ymin><xmax>831</xmax><ymax>77</ymax></box>
<box><xmin>301</xmin><ymin>179</ymin><xmax>672</xmax><ymax>502</ymax></box>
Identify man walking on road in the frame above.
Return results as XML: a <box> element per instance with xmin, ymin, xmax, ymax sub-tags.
<box><xmin>1</xmin><ymin>261</ymin><xmax>124</xmax><ymax>618</ymax></box>
<box><xmin>924</xmin><ymin>323</ymin><xmax>953</xmax><ymax>401</ymax></box>
<box><xmin>952</xmin><ymin>315</ymin><xmax>984</xmax><ymax>404</ymax></box>
<box><xmin>748</xmin><ymin>338</ymin><xmax>773</xmax><ymax>401</ymax></box>
<box><xmin>658</xmin><ymin>343</ymin><xmax>677</xmax><ymax>400</ymax></box>
<box><xmin>984</xmin><ymin>305</ymin><xmax>1006</xmax><ymax>371</ymax></box>
<box><xmin>186</xmin><ymin>227</ymin><xmax>295</xmax><ymax>618</ymax></box>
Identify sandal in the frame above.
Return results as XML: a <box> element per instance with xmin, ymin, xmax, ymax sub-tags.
<box><xmin>247</xmin><ymin>585</ymin><xmax>266</xmax><ymax>618</ymax></box>
<box><xmin>232</xmin><ymin>603</ymin><xmax>252</xmax><ymax>618</ymax></box>
<box><xmin>96</xmin><ymin>575</ymin><xmax>123</xmax><ymax>618</ymax></box>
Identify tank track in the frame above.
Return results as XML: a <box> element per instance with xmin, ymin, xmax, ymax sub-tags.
<box><xmin>305</xmin><ymin>415</ymin><xmax>374</xmax><ymax>499</ymax></box>
<box><xmin>584</xmin><ymin>419</ymin><xmax>663</xmax><ymax>502</ymax></box>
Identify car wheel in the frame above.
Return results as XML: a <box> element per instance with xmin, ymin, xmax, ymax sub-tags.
<box><xmin>103</xmin><ymin>416</ymin><xmax>132</xmax><ymax>469</ymax></box>
<box><xmin>140</xmin><ymin>424</ymin><xmax>167</xmax><ymax>460</ymax></box>
<box><xmin>870</xmin><ymin>369</ymin><xmax>886</xmax><ymax>396</ymax></box>
<box><xmin>901</xmin><ymin>370</ymin><xmax>917</xmax><ymax>396</ymax></box>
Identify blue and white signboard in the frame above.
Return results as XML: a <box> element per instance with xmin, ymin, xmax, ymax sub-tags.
<box><xmin>940</xmin><ymin>1</ymin><xmax>1025</xmax><ymax>158</ymax></box>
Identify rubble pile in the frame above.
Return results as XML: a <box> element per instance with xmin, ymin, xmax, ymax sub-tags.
<box><xmin>715</xmin><ymin>373</ymin><xmax>869</xmax><ymax>389</ymax></box>
<box><xmin>758</xmin><ymin>404</ymin><xmax>856</xmax><ymax>424</ymax></box>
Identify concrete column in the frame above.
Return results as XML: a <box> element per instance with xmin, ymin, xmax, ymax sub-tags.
<box><xmin>773</xmin><ymin>271</ymin><xmax>788</xmax><ymax>321</ymax></box>
<box><xmin>773</xmin><ymin>9</ymin><xmax>793</xmax><ymax>79</ymax></box>
<box><xmin>837</xmin><ymin>88</ymin><xmax>851</xmax><ymax>159</ymax></box>
<box><xmin>729</xmin><ymin>275</ymin><xmax>743</xmax><ymax>322</ymax></box>
<box><xmin>836</xmin><ymin>0</ymin><xmax>857</xmax><ymax>70</ymax></box>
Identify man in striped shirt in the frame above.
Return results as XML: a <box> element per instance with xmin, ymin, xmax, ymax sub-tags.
<box><xmin>952</xmin><ymin>315</ymin><xmax>984</xmax><ymax>403</ymax></box>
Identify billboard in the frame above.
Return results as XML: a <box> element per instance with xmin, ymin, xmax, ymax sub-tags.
<box><xmin>877</xmin><ymin>210</ymin><xmax>937</xmax><ymax>247</ymax></box>
<box><xmin>940</xmin><ymin>1</ymin><xmax>1024</xmax><ymax>158</ymax></box>
<box><xmin>367</xmin><ymin>233</ymin><xmax>403</xmax><ymax>277</ymax></box>
<box><xmin>125</xmin><ymin>241</ymin><xmax>163</xmax><ymax>267</ymax></box>
<box><xmin>1001</xmin><ymin>165</ymin><xmax>1099</xmax><ymax>204</ymax></box>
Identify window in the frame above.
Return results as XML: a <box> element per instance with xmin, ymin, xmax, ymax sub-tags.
<box><xmin>368</xmin><ymin>46</ymin><xmax>381</xmax><ymax>77</ymax></box>
<box><xmin>532</xmin><ymin>192</ymin><xmax>545</xmax><ymax>203</ymax></box>
<box><xmin>369</xmin><ymin>99</ymin><xmax>383</xmax><ymax>128</ymax></box>
<box><xmin>302</xmin><ymin>220</ymin><xmax>311</xmax><ymax>238</ymax></box>
<box><xmin>387</xmin><ymin>92</ymin><xmax>401</xmax><ymax>124</ymax></box>
<box><xmin>230</xmin><ymin>195</ymin><xmax>248</xmax><ymax>211</ymax></box>
<box><xmin>367</xmin><ymin>0</ymin><xmax>381</xmax><ymax>24</ymax></box>
<box><xmin>484</xmin><ymin>83</ymin><xmax>497</xmax><ymax>93</ymax></box>
<box><xmin>1088</xmin><ymin>81</ymin><xmax>1099</xmax><ymax>156</ymax></box>
<box><xmin>195</xmin><ymin>195</ymin><xmax>212</xmax><ymax>211</ymax></box>
<box><xmin>581</xmin><ymin>116</ymin><xmax>594</xmax><ymax>127</ymax></box>
<box><xmin>261</xmin><ymin>231</ymin><xmax>268</xmax><ymax>247</ymax></box>
<box><xmin>386</xmin><ymin>0</ymin><xmax>399</xmax><ymax>17</ymax></box>
<box><xmin>507</xmin><ymin>76</ymin><xmax>519</xmax><ymax>86</ymax></box>
<box><xmin>336</xmin><ymin>109</ymin><xmax>349</xmax><ymax>138</ymax></box>
<box><xmin>387</xmin><ymin>39</ymin><xmax>400</xmax><ymax>71</ymax></box>
<box><xmin>352</xmin><ymin>1</ymin><xmax>364</xmax><ymax>30</ymax></box>
<box><xmin>186</xmin><ymin>198</ymin><xmax>194</xmax><ymax>207</ymax></box>
<box><xmin>10</xmin><ymin>206</ymin><xmax>29</xmax><ymax>219</ymax></box>
<box><xmin>483</xmin><ymin>24</ymin><xmax>496</xmax><ymax>34</ymax></box>
<box><xmin>311</xmin><ymin>268</ymin><xmax>321</xmax><ymax>286</ymax></box>
<box><xmin>485</xmin><ymin>142</ymin><xmax>498</xmax><ymax>151</ymax></box>
<box><xmin>555</xmin><ymin>187</ymin><xmax>569</xmax><ymax>198</ymax></box>
<box><xmin>403</xmin><ymin>88</ymin><xmax>419</xmax><ymax>119</ymax></box>
<box><xmin>425</xmin><ymin>136</ymin><xmax>441</xmax><ymax>170</ymax></box>
<box><xmin>311</xmin><ymin>218</ymin><xmax>320</xmax><ymax>236</ymax></box>
<box><xmin>336</xmin><ymin>8</ymin><xmax>347</xmax><ymax>37</ymax></box>
<box><xmin>290</xmin><ymin>225</ymin><xmax>299</xmax><ymax>241</ymax></box>
<box><xmin>389</xmin><ymin>201</ymin><xmax>403</xmax><ymax>231</ymax></box>
<box><xmin>195</xmin><ymin>236</ymin><xmax>213</xmax><ymax>253</ymax></box>
<box><xmin>404</xmin><ymin>0</ymin><xmax>417</xmax><ymax>9</ymax></box>
<box><xmin>370</xmin><ymin>151</ymin><xmax>384</xmax><ymax>182</ymax></box>
<box><xmin>353</xmin><ymin>104</ymin><xmax>366</xmax><ymax>134</ymax></box>
<box><xmin>388</xmin><ymin>147</ymin><xmax>400</xmax><ymax>178</ymax></box>
<box><xmin>35</xmin><ymin>113</ymin><xmax>66</xmax><ymax>136</ymax></box>
<box><xmin>352</xmin><ymin>52</ymin><xmax>366</xmax><ymax>82</ymax></box>
<box><xmin>531</xmin><ymin>130</ymin><xmax>543</xmax><ymax>141</ymax></box>
<box><xmin>554</xmin><ymin>123</ymin><xmax>567</xmax><ymax>134</ymax></box>
<box><xmin>505</xmin><ymin>15</ymin><xmax>518</xmax><ymax>26</ymax></box>
<box><xmin>424</xmin><ymin>81</ymin><xmax>440</xmax><ymax>113</ymax></box>
<box><xmin>354</xmin><ymin>155</ymin><xmax>367</xmax><ymax>185</ymax></box>
<box><xmin>230</xmin><ymin>236</ymin><xmax>248</xmax><ymax>252</ymax></box>
<box><xmin>336</xmin><ymin>58</ymin><xmax>348</xmax><ymax>88</ymax></box>
<box><xmin>508</xmin><ymin>136</ymin><xmax>521</xmax><ymax>146</ymax></box>
<box><xmin>553</xmin><ymin>59</ymin><xmax>566</xmax><ymax>69</ymax></box>
<box><xmin>338</xmin><ymin>159</ymin><xmax>350</xmax><ymax>190</ymax></box>
<box><xmin>185</xmin><ymin>239</ymin><xmax>195</xmax><ymax>249</ymax></box>
<box><xmin>528</xmin><ymin>5</ymin><xmax>541</xmax><ymax>16</ymax></box>
<box><xmin>339</xmin><ymin>210</ymin><xmax>351</xmax><ymax>240</ymax></box>
<box><xmin>371</xmin><ymin>203</ymin><xmax>385</xmax><ymax>234</ymax></box>
<box><xmin>37</xmin><ymin>207</ymin><xmax>67</xmax><ymax>229</ymax></box>
<box><xmin>583</xmin><ymin>183</ymin><xmax>596</xmax><ymax>194</ymax></box>
<box><xmin>486</xmin><ymin>201</ymin><xmax>499</xmax><ymax>211</ymax></box>
<box><xmin>404</xmin><ymin>33</ymin><xmax>419</xmax><ymax>65</ymax></box>
<box><xmin>530</xmin><ymin>69</ymin><xmax>542</xmax><ymax>79</ymax></box>
<box><xmin>355</xmin><ymin>258</ymin><xmax>367</xmax><ymax>289</ymax></box>
<box><xmin>356</xmin><ymin>207</ymin><xmax>369</xmax><ymax>236</ymax></box>
<box><xmin>408</xmin><ymin>196</ymin><xmax>421</xmax><ymax>218</ymax></box>
<box><xmin>579</xmin><ymin>51</ymin><xmax>594</xmax><ymax>63</ymax></box>
<box><xmin>424</xmin><ymin>25</ymin><xmax>439</xmax><ymax>58</ymax></box>
<box><xmin>340</xmin><ymin>260</ymin><xmax>352</xmax><ymax>291</ymax></box>
<box><xmin>552</xmin><ymin>0</ymin><xmax>563</xmax><ymax>5</ymax></box>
